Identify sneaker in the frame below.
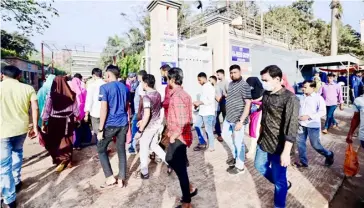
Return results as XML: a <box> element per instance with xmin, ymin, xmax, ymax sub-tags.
<box><xmin>15</xmin><ymin>181</ymin><xmax>22</xmax><ymax>193</ymax></box>
<box><xmin>325</xmin><ymin>151</ymin><xmax>334</xmax><ymax>167</ymax></box>
<box><xmin>226</xmin><ymin>158</ymin><xmax>236</xmax><ymax>167</ymax></box>
<box><xmin>227</xmin><ymin>167</ymin><xmax>245</xmax><ymax>175</ymax></box>
<box><xmin>128</xmin><ymin>150</ymin><xmax>136</xmax><ymax>155</ymax></box>
<box><xmin>322</xmin><ymin>129</ymin><xmax>328</xmax><ymax>134</ymax></box>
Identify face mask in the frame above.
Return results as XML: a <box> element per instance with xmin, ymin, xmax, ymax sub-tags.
<box><xmin>262</xmin><ymin>82</ymin><xmax>274</xmax><ymax>91</ymax></box>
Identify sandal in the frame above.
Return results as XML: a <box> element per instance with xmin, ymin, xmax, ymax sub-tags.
<box><xmin>149</xmin><ymin>152</ymin><xmax>156</xmax><ymax>161</ymax></box>
<box><xmin>193</xmin><ymin>144</ymin><xmax>207</xmax><ymax>151</ymax></box>
<box><xmin>100</xmin><ymin>181</ymin><xmax>117</xmax><ymax>189</ymax></box>
<box><xmin>55</xmin><ymin>162</ymin><xmax>66</xmax><ymax>172</ymax></box>
<box><xmin>179</xmin><ymin>188</ymin><xmax>198</xmax><ymax>203</ymax></box>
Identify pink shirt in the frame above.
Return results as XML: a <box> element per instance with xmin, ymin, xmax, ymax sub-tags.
<box><xmin>321</xmin><ymin>82</ymin><xmax>343</xmax><ymax>106</ymax></box>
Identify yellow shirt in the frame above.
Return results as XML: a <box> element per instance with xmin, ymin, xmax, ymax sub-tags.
<box><xmin>0</xmin><ymin>79</ymin><xmax>37</xmax><ymax>138</ymax></box>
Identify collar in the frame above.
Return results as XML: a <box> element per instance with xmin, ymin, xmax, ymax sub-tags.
<box><xmin>304</xmin><ymin>92</ymin><xmax>316</xmax><ymax>97</ymax></box>
<box><xmin>2</xmin><ymin>78</ymin><xmax>19</xmax><ymax>83</ymax></box>
<box><xmin>170</xmin><ymin>86</ymin><xmax>183</xmax><ymax>96</ymax></box>
<box><xmin>268</xmin><ymin>87</ymin><xmax>285</xmax><ymax>96</ymax></box>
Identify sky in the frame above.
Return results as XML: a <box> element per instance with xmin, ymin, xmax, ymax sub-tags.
<box><xmin>2</xmin><ymin>0</ymin><xmax>364</xmax><ymax>53</ymax></box>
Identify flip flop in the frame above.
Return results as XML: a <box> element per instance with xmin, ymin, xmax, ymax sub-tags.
<box><xmin>100</xmin><ymin>181</ymin><xmax>117</xmax><ymax>189</ymax></box>
<box><xmin>179</xmin><ymin>188</ymin><xmax>198</xmax><ymax>203</ymax></box>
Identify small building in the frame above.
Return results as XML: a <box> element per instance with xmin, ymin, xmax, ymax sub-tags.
<box><xmin>2</xmin><ymin>57</ymin><xmax>40</xmax><ymax>90</ymax></box>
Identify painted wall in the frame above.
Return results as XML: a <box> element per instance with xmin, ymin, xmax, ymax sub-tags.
<box><xmin>3</xmin><ymin>58</ymin><xmax>40</xmax><ymax>90</ymax></box>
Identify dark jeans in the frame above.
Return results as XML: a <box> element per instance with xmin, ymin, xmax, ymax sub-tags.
<box><xmin>324</xmin><ymin>105</ymin><xmax>337</xmax><ymax>130</ymax></box>
<box><xmin>215</xmin><ymin>102</ymin><xmax>226</xmax><ymax>136</ymax></box>
<box><xmin>74</xmin><ymin>121</ymin><xmax>92</xmax><ymax>148</ymax></box>
<box><xmin>166</xmin><ymin>140</ymin><xmax>191</xmax><ymax>203</ymax></box>
<box><xmin>255</xmin><ymin>145</ymin><xmax>287</xmax><ymax>208</ymax></box>
<box><xmin>97</xmin><ymin>126</ymin><xmax>128</xmax><ymax>180</ymax></box>
<box><xmin>128</xmin><ymin>113</ymin><xmax>138</xmax><ymax>152</ymax></box>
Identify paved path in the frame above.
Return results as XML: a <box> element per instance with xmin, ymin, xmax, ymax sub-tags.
<box><xmin>17</xmin><ymin>108</ymin><xmax>355</xmax><ymax>208</ymax></box>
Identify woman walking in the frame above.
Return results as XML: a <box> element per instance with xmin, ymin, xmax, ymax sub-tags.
<box><xmin>70</xmin><ymin>76</ymin><xmax>92</xmax><ymax>149</ymax></box>
<box><xmin>41</xmin><ymin>76</ymin><xmax>80</xmax><ymax>172</ymax></box>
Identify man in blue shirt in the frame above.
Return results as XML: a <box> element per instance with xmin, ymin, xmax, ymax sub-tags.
<box><xmin>350</xmin><ymin>71</ymin><xmax>363</xmax><ymax>103</ymax></box>
<box><xmin>97</xmin><ymin>65</ymin><xmax>129</xmax><ymax>188</ymax></box>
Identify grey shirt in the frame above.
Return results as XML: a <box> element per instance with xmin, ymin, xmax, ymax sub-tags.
<box><xmin>218</xmin><ymin>79</ymin><xmax>229</xmax><ymax>98</ymax></box>
<box><xmin>214</xmin><ymin>85</ymin><xmax>223</xmax><ymax>112</ymax></box>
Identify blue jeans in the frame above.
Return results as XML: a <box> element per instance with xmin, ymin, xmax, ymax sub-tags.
<box><xmin>297</xmin><ymin>126</ymin><xmax>332</xmax><ymax>166</ymax></box>
<box><xmin>0</xmin><ymin>134</ymin><xmax>27</xmax><ymax>204</ymax></box>
<box><xmin>128</xmin><ymin>113</ymin><xmax>138</xmax><ymax>152</ymax></box>
<box><xmin>255</xmin><ymin>145</ymin><xmax>287</xmax><ymax>208</ymax></box>
<box><xmin>214</xmin><ymin>111</ymin><xmax>222</xmax><ymax>137</ymax></box>
<box><xmin>324</xmin><ymin>105</ymin><xmax>337</xmax><ymax>130</ymax></box>
<box><xmin>195</xmin><ymin>115</ymin><xmax>215</xmax><ymax>149</ymax></box>
<box><xmin>222</xmin><ymin>120</ymin><xmax>245</xmax><ymax>169</ymax></box>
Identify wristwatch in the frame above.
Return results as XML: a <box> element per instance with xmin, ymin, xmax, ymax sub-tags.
<box><xmin>138</xmin><ymin>129</ymin><xmax>144</xmax><ymax>133</ymax></box>
<box><xmin>98</xmin><ymin>129</ymin><xmax>104</xmax><ymax>133</ymax></box>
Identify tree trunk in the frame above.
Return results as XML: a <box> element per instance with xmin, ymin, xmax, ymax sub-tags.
<box><xmin>330</xmin><ymin>0</ymin><xmax>339</xmax><ymax>56</ymax></box>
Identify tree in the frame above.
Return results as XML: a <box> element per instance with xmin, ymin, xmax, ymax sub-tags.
<box><xmin>1</xmin><ymin>0</ymin><xmax>59</xmax><ymax>35</ymax></box>
<box><xmin>1</xmin><ymin>29</ymin><xmax>37</xmax><ymax>57</ymax></box>
<box><xmin>330</xmin><ymin>0</ymin><xmax>342</xmax><ymax>55</ymax></box>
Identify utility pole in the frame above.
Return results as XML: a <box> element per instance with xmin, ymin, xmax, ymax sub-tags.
<box><xmin>330</xmin><ymin>0</ymin><xmax>340</xmax><ymax>55</ymax></box>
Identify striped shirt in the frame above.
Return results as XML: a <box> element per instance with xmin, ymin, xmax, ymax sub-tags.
<box><xmin>225</xmin><ymin>77</ymin><xmax>252</xmax><ymax>124</ymax></box>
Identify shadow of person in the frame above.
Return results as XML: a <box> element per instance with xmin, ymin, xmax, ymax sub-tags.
<box><xmin>22</xmin><ymin>150</ymin><xmax>50</xmax><ymax>168</ymax></box>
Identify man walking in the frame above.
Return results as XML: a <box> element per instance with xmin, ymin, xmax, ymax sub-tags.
<box><xmin>166</xmin><ymin>67</ymin><xmax>197</xmax><ymax>208</ymax></box>
<box><xmin>255</xmin><ymin>65</ymin><xmax>299</xmax><ymax>208</ymax></box>
<box><xmin>209</xmin><ymin>75</ymin><xmax>223</xmax><ymax>142</ymax></box>
<box><xmin>1</xmin><ymin>65</ymin><xmax>39</xmax><ymax>208</ymax></box>
<box><xmin>193</xmin><ymin>72</ymin><xmax>216</xmax><ymax>152</ymax></box>
<box><xmin>223</xmin><ymin>65</ymin><xmax>252</xmax><ymax>174</ymax></box>
<box><xmin>133</xmin><ymin>74</ymin><xmax>166</xmax><ymax>179</ymax></box>
<box><xmin>346</xmin><ymin>86</ymin><xmax>364</xmax><ymax>148</ymax></box>
<box><xmin>215</xmin><ymin>69</ymin><xmax>229</xmax><ymax>139</ymax></box>
<box><xmin>97</xmin><ymin>65</ymin><xmax>129</xmax><ymax>188</ymax></box>
<box><xmin>84</xmin><ymin>68</ymin><xmax>105</xmax><ymax>143</ymax></box>
<box><xmin>295</xmin><ymin>80</ymin><xmax>334</xmax><ymax>168</ymax></box>
<box><xmin>128</xmin><ymin>70</ymin><xmax>147</xmax><ymax>154</ymax></box>
<box><xmin>321</xmin><ymin>73</ymin><xmax>344</xmax><ymax>134</ymax></box>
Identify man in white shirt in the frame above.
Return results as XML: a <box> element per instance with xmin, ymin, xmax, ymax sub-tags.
<box><xmin>193</xmin><ymin>72</ymin><xmax>216</xmax><ymax>151</ymax></box>
<box><xmin>84</xmin><ymin>68</ymin><xmax>105</xmax><ymax>140</ymax></box>
<box><xmin>295</xmin><ymin>80</ymin><xmax>334</xmax><ymax>168</ymax></box>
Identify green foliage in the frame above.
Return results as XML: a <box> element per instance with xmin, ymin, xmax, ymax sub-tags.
<box><xmin>117</xmin><ymin>54</ymin><xmax>141</xmax><ymax>79</ymax></box>
<box><xmin>1</xmin><ymin>30</ymin><xmax>37</xmax><ymax>58</ymax></box>
<box><xmin>1</xmin><ymin>0</ymin><xmax>59</xmax><ymax>35</ymax></box>
<box><xmin>1</xmin><ymin>48</ymin><xmax>17</xmax><ymax>57</ymax></box>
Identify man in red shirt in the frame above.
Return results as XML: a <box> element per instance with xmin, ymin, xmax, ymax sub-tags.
<box><xmin>166</xmin><ymin>67</ymin><xmax>197</xmax><ymax>208</ymax></box>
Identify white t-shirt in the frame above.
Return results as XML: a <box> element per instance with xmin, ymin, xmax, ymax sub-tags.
<box><xmin>353</xmin><ymin>95</ymin><xmax>364</xmax><ymax>141</ymax></box>
<box><xmin>199</xmin><ymin>82</ymin><xmax>216</xmax><ymax>116</ymax></box>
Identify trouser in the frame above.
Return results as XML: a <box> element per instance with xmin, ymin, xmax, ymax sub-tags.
<box><xmin>297</xmin><ymin>126</ymin><xmax>332</xmax><ymax>166</ymax></box>
<box><xmin>139</xmin><ymin>126</ymin><xmax>167</xmax><ymax>175</ymax></box>
<box><xmin>255</xmin><ymin>145</ymin><xmax>287</xmax><ymax>208</ymax></box>
<box><xmin>91</xmin><ymin>116</ymin><xmax>100</xmax><ymax>144</ymax></box>
<box><xmin>324</xmin><ymin>105</ymin><xmax>337</xmax><ymax>130</ymax></box>
<box><xmin>129</xmin><ymin>113</ymin><xmax>138</xmax><ymax>152</ymax></box>
<box><xmin>0</xmin><ymin>134</ymin><xmax>27</xmax><ymax>204</ymax></box>
<box><xmin>222</xmin><ymin>120</ymin><xmax>246</xmax><ymax>169</ymax></box>
<box><xmin>74</xmin><ymin>120</ymin><xmax>92</xmax><ymax>147</ymax></box>
<box><xmin>166</xmin><ymin>139</ymin><xmax>191</xmax><ymax>203</ymax></box>
<box><xmin>97</xmin><ymin>126</ymin><xmax>128</xmax><ymax>180</ymax></box>
<box><xmin>215</xmin><ymin>102</ymin><xmax>226</xmax><ymax>136</ymax></box>
<box><xmin>194</xmin><ymin>115</ymin><xmax>215</xmax><ymax>149</ymax></box>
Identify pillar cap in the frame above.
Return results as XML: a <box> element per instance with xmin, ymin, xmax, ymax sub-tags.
<box><xmin>147</xmin><ymin>0</ymin><xmax>181</xmax><ymax>12</ymax></box>
<box><xmin>204</xmin><ymin>14</ymin><xmax>232</xmax><ymax>27</ymax></box>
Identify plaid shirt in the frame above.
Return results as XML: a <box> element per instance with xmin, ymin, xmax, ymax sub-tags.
<box><xmin>167</xmin><ymin>86</ymin><xmax>193</xmax><ymax>147</ymax></box>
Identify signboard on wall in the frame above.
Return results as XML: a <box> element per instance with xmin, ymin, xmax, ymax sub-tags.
<box><xmin>161</xmin><ymin>61</ymin><xmax>176</xmax><ymax>85</ymax></box>
<box><xmin>231</xmin><ymin>46</ymin><xmax>250</xmax><ymax>63</ymax></box>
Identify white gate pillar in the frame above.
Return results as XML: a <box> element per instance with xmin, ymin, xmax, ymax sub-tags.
<box><xmin>147</xmin><ymin>0</ymin><xmax>181</xmax><ymax>94</ymax></box>
<box><xmin>205</xmin><ymin>15</ymin><xmax>231</xmax><ymax>74</ymax></box>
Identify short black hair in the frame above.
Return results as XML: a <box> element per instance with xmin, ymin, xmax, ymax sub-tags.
<box><xmin>106</xmin><ymin>65</ymin><xmax>120</xmax><ymax>77</ymax></box>
<box><xmin>1</xmin><ymin>65</ymin><xmax>21</xmax><ymax>79</ymax></box>
<box><xmin>229</xmin><ymin>65</ymin><xmax>240</xmax><ymax>71</ymax></box>
<box><xmin>260</xmin><ymin>65</ymin><xmax>283</xmax><ymax>80</ymax></box>
<box><xmin>73</xmin><ymin>73</ymin><xmax>83</xmax><ymax>80</ymax></box>
<box><xmin>142</xmin><ymin>74</ymin><xmax>156</xmax><ymax>88</ymax></box>
<box><xmin>216</xmin><ymin>69</ymin><xmax>225</xmax><ymax>75</ymax></box>
<box><xmin>327</xmin><ymin>73</ymin><xmax>336</xmax><ymax>78</ymax></box>
<box><xmin>302</xmin><ymin>80</ymin><xmax>317</xmax><ymax>88</ymax></box>
<box><xmin>167</xmin><ymin>67</ymin><xmax>183</xmax><ymax>85</ymax></box>
<box><xmin>160</xmin><ymin>64</ymin><xmax>171</xmax><ymax>72</ymax></box>
<box><xmin>197</xmin><ymin>72</ymin><xmax>207</xmax><ymax>79</ymax></box>
<box><xmin>92</xmin><ymin>68</ymin><xmax>102</xmax><ymax>78</ymax></box>
<box><xmin>209</xmin><ymin>75</ymin><xmax>217</xmax><ymax>82</ymax></box>
<box><xmin>138</xmin><ymin>70</ymin><xmax>147</xmax><ymax>77</ymax></box>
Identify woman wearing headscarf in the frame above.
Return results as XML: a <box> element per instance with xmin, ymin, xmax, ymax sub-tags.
<box><xmin>282</xmin><ymin>74</ymin><xmax>295</xmax><ymax>93</ymax></box>
<box><xmin>37</xmin><ymin>74</ymin><xmax>56</xmax><ymax>146</ymax></box>
<box><xmin>246</xmin><ymin>77</ymin><xmax>264</xmax><ymax>160</ymax></box>
<box><xmin>41</xmin><ymin>76</ymin><xmax>80</xmax><ymax>172</ymax></box>
<box><xmin>70</xmin><ymin>76</ymin><xmax>92</xmax><ymax>149</ymax></box>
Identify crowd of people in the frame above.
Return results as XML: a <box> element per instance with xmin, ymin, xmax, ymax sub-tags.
<box><xmin>0</xmin><ymin>62</ymin><xmax>361</xmax><ymax>208</ymax></box>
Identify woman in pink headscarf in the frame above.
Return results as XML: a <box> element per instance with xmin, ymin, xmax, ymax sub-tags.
<box><xmin>70</xmin><ymin>74</ymin><xmax>92</xmax><ymax>150</ymax></box>
<box><xmin>282</xmin><ymin>74</ymin><xmax>295</xmax><ymax>93</ymax></box>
